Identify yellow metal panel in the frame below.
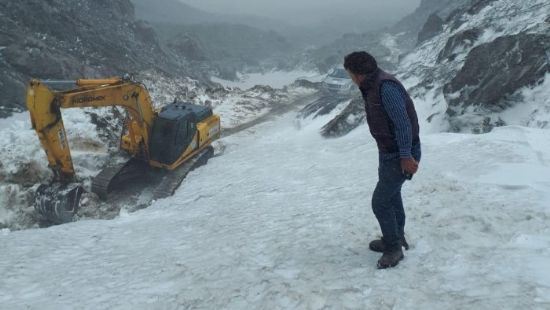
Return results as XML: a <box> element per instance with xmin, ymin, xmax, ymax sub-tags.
<box><xmin>26</xmin><ymin>79</ymin><xmax>158</xmax><ymax>181</ymax></box>
<box><xmin>26</xmin><ymin>80</ymin><xmax>75</xmax><ymax>179</ymax></box>
<box><xmin>76</xmin><ymin>78</ymin><xmax>122</xmax><ymax>86</ymax></box>
<box><xmin>27</xmin><ymin>77</ymin><xmax>221</xmax><ymax>183</ymax></box>
<box><xmin>149</xmin><ymin>114</ymin><xmax>221</xmax><ymax>171</ymax></box>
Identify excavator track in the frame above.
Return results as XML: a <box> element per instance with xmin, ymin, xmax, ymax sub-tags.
<box><xmin>92</xmin><ymin>158</ymin><xmax>148</xmax><ymax>200</ymax></box>
<box><xmin>153</xmin><ymin>146</ymin><xmax>214</xmax><ymax>200</ymax></box>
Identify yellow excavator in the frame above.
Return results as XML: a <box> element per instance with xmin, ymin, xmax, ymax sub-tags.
<box><xmin>26</xmin><ymin>76</ymin><xmax>221</xmax><ymax>223</ymax></box>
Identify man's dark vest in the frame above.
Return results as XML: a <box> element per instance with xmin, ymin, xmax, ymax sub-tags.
<box><xmin>360</xmin><ymin>70</ymin><xmax>420</xmax><ymax>153</ymax></box>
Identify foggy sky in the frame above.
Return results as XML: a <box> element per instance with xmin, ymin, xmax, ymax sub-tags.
<box><xmin>181</xmin><ymin>0</ymin><xmax>421</xmax><ymax>27</ymax></box>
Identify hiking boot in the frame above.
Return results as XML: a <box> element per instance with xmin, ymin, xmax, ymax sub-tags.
<box><xmin>369</xmin><ymin>236</ymin><xmax>409</xmax><ymax>253</ymax></box>
<box><xmin>377</xmin><ymin>247</ymin><xmax>404</xmax><ymax>269</ymax></box>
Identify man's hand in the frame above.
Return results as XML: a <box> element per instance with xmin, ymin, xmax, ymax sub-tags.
<box><xmin>400</xmin><ymin>158</ymin><xmax>419</xmax><ymax>175</ymax></box>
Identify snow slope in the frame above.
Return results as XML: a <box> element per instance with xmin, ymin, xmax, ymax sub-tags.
<box><xmin>211</xmin><ymin>70</ymin><xmax>323</xmax><ymax>90</ymax></box>
<box><xmin>1</xmin><ymin>107</ymin><xmax>549</xmax><ymax>309</ymax></box>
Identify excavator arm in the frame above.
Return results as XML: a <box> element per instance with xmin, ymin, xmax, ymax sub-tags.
<box><xmin>26</xmin><ymin>78</ymin><xmax>159</xmax><ymax>224</ymax></box>
<box><xmin>26</xmin><ymin>78</ymin><xmax>156</xmax><ymax>181</ymax></box>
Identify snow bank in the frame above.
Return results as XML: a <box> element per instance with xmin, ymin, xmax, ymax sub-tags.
<box><xmin>498</xmin><ymin>74</ymin><xmax>550</xmax><ymax>129</ymax></box>
<box><xmin>1</xmin><ymin>108</ymin><xmax>549</xmax><ymax>308</ymax></box>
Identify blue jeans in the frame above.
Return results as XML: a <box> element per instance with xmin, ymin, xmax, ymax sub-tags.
<box><xmin>372</xmin><ymin>143</ymin><xmax>421</xmax><ymax>248</ymax></box>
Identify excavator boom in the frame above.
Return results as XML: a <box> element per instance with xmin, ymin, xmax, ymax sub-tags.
<box><xmin>27</xmin><ymin>78</ymin><xmax>156</xmax><ymax>179</ymax></box>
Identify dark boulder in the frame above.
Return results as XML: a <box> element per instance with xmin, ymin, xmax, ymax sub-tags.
<box><xmin>417</xmin><ymin>13</ymin><xmax>444</xmax><ymax>45</ymax></box>
<box><xmin>320</xmin><ymin>98</ymin><xmax>365</xmax><ymax>138</ymax></box>
<box><xmin>437</xmin><ymin>28</ymin><xmax>482</xmax><ymax>62</ymax></box>
<box><xmin>291</xmin><ymin>79</ymin><xmax>322</xmax><ymax>90</ymax></box>
<box><xmin>298</xmin><ymin>95</ymin><xmax>351</xmax><ymax>119</ymax></box>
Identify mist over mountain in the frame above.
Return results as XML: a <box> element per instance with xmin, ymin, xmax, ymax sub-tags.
<box><xmin>181</xmin><ymin>0</ymin><xmax>420</xmax><ymax>31</ymax></box>
<box><xmin>391</xmin><ymin>0</ymin><xmax>469</xmax><ymax>39</ymax></box>
<box><xmin>133</xmin><ymin>0</ymin><xmax>420</xmax><ymax>47</ymax></box>
<box><xmin>131</xmin><ymin>0</ymin><xmax>287</xmax><ymax>34</ymax></box>
<box><xmin>0</xmin><ymin>0</ymin><xmax>308</xmax><ymax>116</ymax></box>
<box><xmin>153</xmin><ymin>22</ymin><xmax>297</xmax><ymax>80</ymax></box>
<box><xmin>131</xmin><ymin>0</ymin><xmax>301</xmax><ymax>80</ymax></box>
<box><xmin>305</xmin><ymin>0</ymin><xmax>470</xmax><ymax>72</ymax></box>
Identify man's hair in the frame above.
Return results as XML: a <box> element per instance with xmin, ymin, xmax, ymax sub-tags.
<box><xmin>343</xmin><ymin>51</ymin><xmax>378</xmax><ymax>75</ymax></box>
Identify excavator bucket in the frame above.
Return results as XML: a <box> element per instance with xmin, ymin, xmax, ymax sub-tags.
<box><xmin>34</xmin><ymin>183</ymin><xmax>84</xmax><ymax>224</ymax></box>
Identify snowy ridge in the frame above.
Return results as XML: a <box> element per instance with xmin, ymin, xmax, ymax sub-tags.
<box><xmin>294</xmin><ymin>1</ymin><xmax>549</xmax><ymax>137</ymax></box>
<box><xmin>1</xmin><ymin>108</ymin><xmax>549</xmax><ymax>308</ymax></box>
<box><xmin>399</xmin><ymin>0</ymin><xmax>549</xmax><ymax>132</ymax></box>
<box><xmin>402</xmin><ymin>0</ymin><xmax>548</xmax><ymax>69</ymax></box>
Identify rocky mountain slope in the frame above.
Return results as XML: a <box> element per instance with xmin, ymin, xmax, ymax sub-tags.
<box><xmin>391</xmin><ymin>0</ymin><xmax>469</xmax><ymax>48</ymax></box>
<box><xmin>0</xmin><ymin>0</ymin><xmax>304</xmax><ymax>119</ymax></box>
<box><xmin>305</xmin><ymin>32</ymin><xmax>401</xmax><ymax>74</ymax></box>
<box><xmin>402</xmin><ymin>0</ymin><xmax>549</xmax><ymax>132</ymax></box>
<box><xmin>0</xmin><ymin>0</ymin><xmax>208</xmax><ymax>118</ymax></box>
<box><xmin>306</xmin><ymin>0</ymin><xmax>549</xmax><ymax>136</ymax></box>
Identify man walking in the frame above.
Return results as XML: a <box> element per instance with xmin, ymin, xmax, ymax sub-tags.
<box><xmin>344</xmin><ymin>51</ymin><xmax>421</xmax><ymax>269</ymax></box>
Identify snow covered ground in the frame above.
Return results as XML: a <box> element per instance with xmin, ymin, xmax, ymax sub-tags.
<box><xmin>211</xmin><ymin>70</ymin><xmax>324</xmax><ymax>90</ymax></box>
<box><xmin>1</xmin><ymin>104</ymin><xmax>549</xmax><ymax>308</ymax></box>
<box><xmin>209</xmin><ymin>85</ymin><xmax>316</xmax><ymax>130</ymax></box>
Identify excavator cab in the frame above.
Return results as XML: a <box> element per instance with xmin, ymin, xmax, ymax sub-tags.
<box><xmin>149</xmin><ymin>102</ymin><xmax>212</xmax><ymax>166</ymax></box>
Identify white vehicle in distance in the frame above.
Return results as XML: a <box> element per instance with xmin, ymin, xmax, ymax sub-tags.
<box><xmin>322</xmin><ymin>67</ymin><xmax>354</xmax><ymax>95</ymax></box>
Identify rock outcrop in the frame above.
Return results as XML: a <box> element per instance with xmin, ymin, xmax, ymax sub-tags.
<box><xmin>417</xmin><ymin>13</ymin><xmax>444</xmax><ymax>45</ymax></box>
<box><xmin>301</xmin><ymin>0</ymin><xmax>549</xmax><ymax>135</ymax></box>
<box><xmin>437</xmin><ymin>28</ymin><xmax>482</xmax><ymax>62</ymax></box>
<box><xmin>0</xmin><ymin>0</ymin><xmax>191</xmax><ymax>116</ymax></box>
<box><xmin>444</xmin><ymin>33</ymin><xmax>549</xmax><ymax>113</ymax></box>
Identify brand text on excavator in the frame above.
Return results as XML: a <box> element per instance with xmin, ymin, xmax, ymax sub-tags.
<box><xmin>71</xmin><ymin>95</ymin><xmax>106</xmax><ymax>105</ymax></box>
